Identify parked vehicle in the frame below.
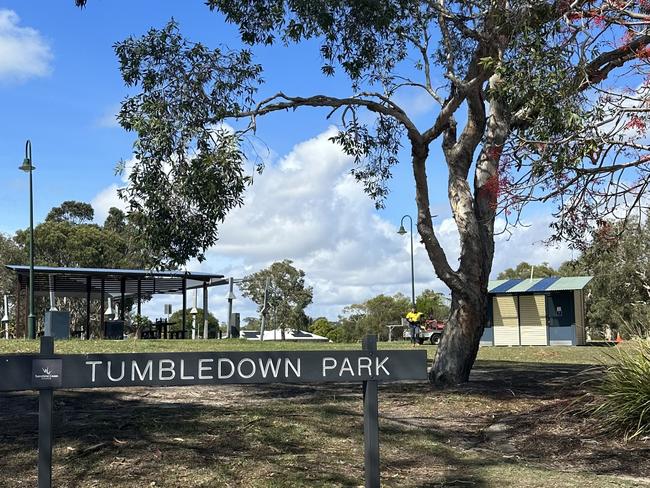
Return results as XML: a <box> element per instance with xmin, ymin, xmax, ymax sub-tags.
<box><xmin>403</xmin><ymin>319</ymin><xmax>445</xmax><ymax>345</ymax></box>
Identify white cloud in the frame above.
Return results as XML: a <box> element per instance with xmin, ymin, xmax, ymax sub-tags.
<box><xmin>96</xmin><ymin>104</ymin><xmax>121</xmax><ymax>128</ymax></box>
<box><xmin>95</xmin><ymin>128</ymin><xmax>577</xmax><ymax>323</ymax></box>
<box><xmin>90</xmin><ymin>157</ymin><xmax>134</xmax><ymax>223</ymax></box>
<box><xmin>0</xmin><ymin>10</ymin><xmax>52</xmax><ymax>82</ymax></box>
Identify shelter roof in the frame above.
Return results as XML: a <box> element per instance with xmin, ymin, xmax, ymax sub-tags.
<box><xmin>488</xmin><ymin>276</ymin><xmax>592</xmax><ymax>294</ymax></box>
<box><xmin>5</xmin><ymin>265</ymin><xmax>227</xmax><ymax>298</ymax></box>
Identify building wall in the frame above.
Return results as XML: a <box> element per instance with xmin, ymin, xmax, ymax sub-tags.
<box><xmin>519</xmin><ymin>295</ymin><xmax>548</xmax><ymax>345</ymax></box>
<box><xmin>493</xmin><ymin>295</ymin><xmax>520</xmax><ymax>345</ymax></box>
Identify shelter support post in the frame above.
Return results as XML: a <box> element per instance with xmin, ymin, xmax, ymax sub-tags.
<box><xmin>100</xmin><ymin>279</ymin><xmax>105</xmax><ymax>338</ymax></box>
<box><xmin>137</xmin><ymin>279</ymin><xmax>142</xmax><ymax>317</ymax></box>
<box><xmin>203</xmin><ymin>283</ymin><xmax>208</xmax><ymax>339</ymax></box>
<box><xmin>120</xmin><ymin>277</ymin><xmax>125</xmax><ymax>321</ymax></box>
<box><xmin>85</xmin><ymin>276</ymin><xmax>91</xmax><ymax>340</ymax></box>
<box><xmin>38</xmin><ymin>336</ymin><xmax>54</xmax><ymax>488</ymax></box>
<box><xmin>362</xmin><ymin>335</ymin><xmax>380</xmax><ymax>488</ymax></box>
<box><xmin>182</xmin><ymin>278</ymin><xmax>187</xmax><ymax>337</ymax></box>
<box><xmin>15</xmin><ymin>278</ymin><xmax>22</xmax><ymax>338</ymax></box>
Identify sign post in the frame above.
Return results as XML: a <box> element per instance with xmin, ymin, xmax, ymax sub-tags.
<box><xmin>1</xmin><ymin>336</ymin><xmax>427</xmax><ymax>488</ymax></box>
<box><xmin>37</xmin><ymin>336</ymin><xmax>54</xmax><ymax>488</ymax></box>
<box><xmin>362</xmin><ymin>335</ymin><xmax>380</xmax><ymax>488</ymax></box>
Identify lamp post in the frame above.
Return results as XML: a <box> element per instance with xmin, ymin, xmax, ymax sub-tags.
<box><xmin>19</xmin><ymin>140</ymin><xmax>36</xmax><ymax>339</ymax></box>
<box><xmin>397</xmin><ymin>215</ymin><xmax>415</xmax><ymax>307</ymax></box>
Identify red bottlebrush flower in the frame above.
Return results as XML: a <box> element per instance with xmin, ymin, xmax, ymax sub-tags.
<box><xmin>625</xmin><ymin>115</ymin><xmax>647</xmax><ymax>133</ymax></box>
<box><xmin>592</xmin><ymin>15</ymin><xmax>607</xmax><ymax>28</ymax></box>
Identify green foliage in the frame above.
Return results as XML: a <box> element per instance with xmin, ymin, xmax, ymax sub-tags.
<box><xmin>0</xmin><ymin>233</ymin><xmax>26</xmax><ymax>294</ymax></box>
<box><xmin>45</xmin><ymin>201</ymin><xmax>95</xmax><ymax>224</ymax></box>
<box><xmin>169</xmin><ymin>308</ymin><xmax>220</xmax><ymax>333</ymax></box>
<box><xmin>114</xmin><ymin>21</ymin><xmax>262</xmax><ymax>267</ymax></box>
<box><xmin>309</xmin><ymin>317</ymin><xmax>340</xmax><ymax>342</ymax></box>
<box><xmin>588</xmin><ymin>341</ymin><xmax>650</xmax><ymax>440</ymax></box>
<box><xmin>415</xmin><ymin>289</ymin><xmax>450</xmax><ymax>320</ymax></box>
<box><xmin>240</xmin><ymin>260</ymin><xmax>313</xmax><ymax>335</ymax></box>
<box><xmin>14</xmin><ymin>203</ymin><xmax>151</xmax><ymax>269</ymax></box>
<box><xmin>497</xmin><ymin>261</ymin><xmax>561</xmax><ymax>280</ymax></box>
<box><xmin>574</xmin><ymin>221</ymin><xmax>650</xmax><ymax>339</ymax></box>
<box><xmin>339</xmin><ymin>293</ymin><xmax>410</xmax><ymax>342</ymax></box>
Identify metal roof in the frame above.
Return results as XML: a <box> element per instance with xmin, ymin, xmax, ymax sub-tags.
<box><xmin>5</xmin><ymin>265</ymin><xmax>227</xmax><ymax>298</ymax></box>
<box><xmin>488</xmin><ymin>276</ymin><xmax>592</xmax><ymax>294</ymax></box>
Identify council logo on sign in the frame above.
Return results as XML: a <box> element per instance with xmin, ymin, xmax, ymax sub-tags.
<box><xmin>31</xmin><ymin>359</ymin><xmax>63</xmax><ymax>388</ymax></box>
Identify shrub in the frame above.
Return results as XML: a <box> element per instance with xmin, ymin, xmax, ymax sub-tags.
<box><xmin>588</xmin><ymin>340</ymin><xmax>650</xmax><ymax>440</ymax></box>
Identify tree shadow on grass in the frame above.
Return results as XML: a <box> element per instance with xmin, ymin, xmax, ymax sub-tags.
<box><xmin>0</xmin><ymin>360</ymin><xmax>647</xmax><ymax>487</ymax></box>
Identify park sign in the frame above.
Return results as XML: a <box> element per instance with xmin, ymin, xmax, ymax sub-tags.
<box><xmin>0</xmin><ymin>336</ymin><xmax>427</xmax><ymax>488</ymax></box>
<box><xmin>0</xmin><ymin>349</ymin><xmax>427</xmax><ymax>391</ymax></box>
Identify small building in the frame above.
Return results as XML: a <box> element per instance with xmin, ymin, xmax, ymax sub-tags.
<box><xmin>481</xmin><ymin>276</ymin><xmax>592</xmax><ymax>346</ymax></box>
<box><xmin>241</xmin><ymin>329</ymin><xmax>330</xmax><ymax>342</ymax></box>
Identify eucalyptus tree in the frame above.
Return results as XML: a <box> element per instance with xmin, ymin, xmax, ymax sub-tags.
<box><xmin>240</xmin><ymin>260</ymin><xmax>313</xmax><ymax>338</ymax></box>
<box><xmin>77</xmin><ymin>0</ymin><xmax>650</xmax><ymax>385</ymax></box>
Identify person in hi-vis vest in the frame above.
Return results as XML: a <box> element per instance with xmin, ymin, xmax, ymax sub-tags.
<box><xmin>405</xmin><ymin>308</ymin><xmax>423</xmax><ymax>346</ymax></box>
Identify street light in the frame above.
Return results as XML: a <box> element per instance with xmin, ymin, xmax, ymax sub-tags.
<box><xmin>397</xmin><ymin>215</ymin><xmax>415</xmax><ymax>307</ymax></box>
<box><xmin>19</xmin><ymin>140</ymin><xmax>36</xmax><ymax>339</ymax></box>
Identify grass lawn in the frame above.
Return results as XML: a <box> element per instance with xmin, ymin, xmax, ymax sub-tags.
<box><xmin>0</xmin><ymin>339</ymin><xmax>647</xmax><ymax>487</ymax></box>
<box><xmin>0</xmin><ymin>338</ymin><xmax>623</xmax><ymax>365</ymax></box>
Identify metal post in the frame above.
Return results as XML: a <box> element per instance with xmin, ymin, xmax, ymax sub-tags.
<box><xmin>182</xmin><ymin>277</ymin><xmax>187</xmax><ymax>338</ymax></box>
<box><xmin>137</xmin><ymin>279</ymin><xmax>142</xmax><ymax>317</ymax></box>
<box><xmin>99</xmin><ymin>279</ymin><xmax>105</xmax><ymax>338</ymax></box>
<box><xmin>202</xmin><ymin>283</ymin><xmax>208</xmax><ymax>339</ymax></box>
<box><xmin>2</xmin><ymin>294</ymin><xmax>9</xmax><ymax>339</ymax></box>
<box><xmin>38</xmin><ymin>335</ymin><xmax>54</xmax><ymax>488</ymax></box>
<box><xmin>120</xmin><ymin>277</ymin><xmax>126</xmax><ymax>321</ymax></box>
<box><xmin>85</xmin><ymin>276</ymin><xmax>91</xmax><ymax>340</ymax></box>
<box><xmin>227</xmin><ymin>277</ymin><xmax>234</xmax><ymax>339</ymax></box>
<box><xmin>260</xmin><ymin>276</ymin><xmax>269</xmax><ymax>341</ymax></box>
<box><xmin>28</xmin><ymin>159</ymin><xmax>35</xmax><ymax>339</ymax></box>
<box><xmin>362</xmin><ymin>335</ymin><xmax>380</xmax><ymax>488</ymax></box>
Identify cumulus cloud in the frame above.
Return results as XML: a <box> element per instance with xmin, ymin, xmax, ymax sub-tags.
<box><xmin>0</xmin><ymin>10</ymin><xmax>52</xmax><ymax>82</ymax></box>
<box><xmin>95</xmin><ymin>128</ymin><xmax>575</xmax><ymax>322</ymax></box>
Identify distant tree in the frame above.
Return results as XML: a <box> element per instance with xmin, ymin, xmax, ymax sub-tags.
<box><xmin>45</xmin><ymin>201</ymin><xmax>94</xmax><ymax>224</ymax></box>
<box><xmin>169</xmin><ymin>307</ymin><xmax>220</xmax><ymax>334</ymax></box>
<box><xmin>339</xmin><ymin>293</ymin><xmax>411</xmax><ymax>342</ymax></box>
<box><xmin>8</xmin><ymin>201</ymin><xmax>158</xmax><ymax>336</ymax></box>
<box><xmin>574</xmin><ymin>221</ymin><xmax>650</xmax><ymax>339</ymax></box>
<box><xmin>0</xmin><ymin>234</ymin><xmax>26</xmax><ymax>294</ymax></box>
<box><xmin>497</xmin><ymin>262</ymin><xmax>559</xmax><ymax>280</ymax></box>
<box><xmin>243</xmin><ymin>316</ymin><xmax>260</xmax><ymax>331</ymax></box>
<box><xmin>309</xmin><ymin>317</ymin><xmax>340</xmax><ymax>341</ymax></box>
<box><xmin>103</xmin><ymin>207</ymin><xmax>127</xmax><ymax>234</ymax></box>
<box><xmin>240</xmin><ymin>260</ymin><xmax>313</xmax><ymax>339</ymax></box>
<box><xmin>416</xmin><ymin>289</ymin><xmax>450</xmax><ymax>320</ymax></box>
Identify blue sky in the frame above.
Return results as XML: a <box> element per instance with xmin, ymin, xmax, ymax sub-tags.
<box><xmin>0</xmin><ymin>2</ymin><xmax>572</xmax><ymax>322</ymax></box>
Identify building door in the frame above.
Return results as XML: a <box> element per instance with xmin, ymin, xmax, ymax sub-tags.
<box><xmin>493</xmin><ymin>295</ymin><xmax>520</xmax><ymax>346</ymax></box>
<box><xmin>519</xmin><ymin>294</ymin><xmax>548</xmax><ymax>345</ymax></box>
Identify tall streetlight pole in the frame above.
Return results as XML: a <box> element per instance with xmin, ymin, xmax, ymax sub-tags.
<box><xmin>397</xmin><ymin>215</ymin><xmax>415</xmax><ymax>307</ymax></box>
<box><xmin>19</xmin><ymin>140</ymin><xmax>36</xmax><ymax>339</ymax></box>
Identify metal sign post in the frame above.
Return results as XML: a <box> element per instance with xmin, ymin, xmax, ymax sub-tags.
<box><xmin>38</xmin><ymin>336</ymin><xmax>54</xmax><ymax>488</ymax></box>
<box><xmin>1</xmin><ymin>336</ymin><xmax>427</xmax><ymax>488</ymax></box>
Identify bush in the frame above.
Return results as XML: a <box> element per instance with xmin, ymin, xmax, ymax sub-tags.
<box><xmin>588</xmin><ymin>340</ymin><xmax>650</xmax><ymax>440</ymax></box>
